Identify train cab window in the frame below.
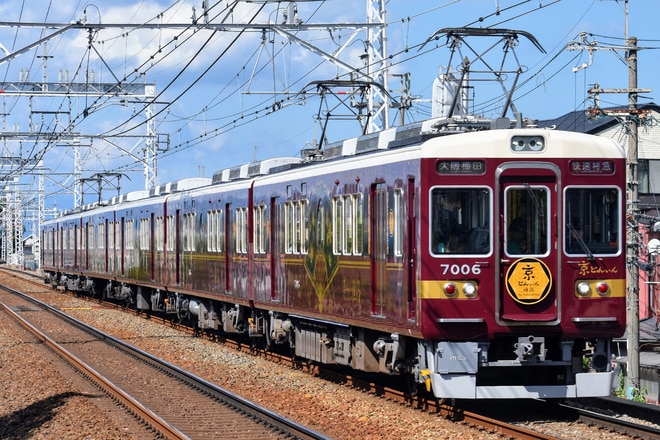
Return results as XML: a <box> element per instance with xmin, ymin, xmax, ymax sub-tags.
<box><xmin>564</xmin><ymin>187</ymin><xmax>620</xmax><ymax>255</ymax></box>
<box><xmin>431</xmin><ymin>187</ymin><xmax>491</xmax><ymax>255</ymax></box>
<box><xmin>505</xmin><ymin>185</ymin><xmax>549</xmax><ymax>256</ymax></box>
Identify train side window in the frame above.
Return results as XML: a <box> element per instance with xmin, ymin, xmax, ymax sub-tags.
<box><xmin>565</xmin><ymin>187</ymin><xmax>620</xmax><ymax>255</ymax></box>
<box><xmin>301</xmin><ymin>200</ymin><xmax>309</xmax><ymax>254</ymax></box>
<box><xmin>235</xmin><ymin>207</ymin><xmax>248</xmax><ymax>254</ymax></box>
<box><xmin>155</xmin><ymin>216</ymin><xmax>164</xmax><ymax>251</ymax></box>
<box><xmin>343</xmin><ymin>195</ymin><xmax>353</xmax><ymax>254</ymax></box>
<box><xmin>355</xmin><ymin>194</ymin><xmax>363</xmax><ymax>255</ymax></box>
<box><xmin>108</xmin><ymin>223</ymin><xmax>114</xmax><ymax>252</ymax></box>
<box><xmin>166</xmin><ymin>215</ymin><xmax>175</xmax><ymax>252</ymax></box>
<box><xmin>295</xmin><ymin>201</ymin><xmax>302</xmax><ymax>253</ymax></box>
<box><xmin>125</xmin><ymin>220</ymin><xmax>134</xmax><ymax>250</ymax></box>
<box><xmin>109</xmin><ymin>222</ymin><xmax>115</xmax><ymax>251</ymax></box>
<box><xmin>316</xmin><ymin>201</ymin><xmax>325</xmax><ymax>249</ymax></box>
<box><xmin>207</xmin><ymin>211</ymin><xmax>214</xmax><ymax>252</ymax></box>
<box><xmin>393</xmin><ymin>189</ymin><xmax>403</xmax><ymax>257</ymax></box>
<box><xmin>207</xmin><ymin>210</ymin><xmax>224</xmax><ymax>253</ymax></box>
<box><xmin>333</xmin><ymin>196</ymin><xmax>343</xmax><ymax>255</ymax></box>
<box><xmin>253</xmin><ymin>204</ymin><xmax>266</xmax><ymax>254</ymax></box>
<box><xmin>116</xmin><ymin>221</ymin><xmax>122</xmax><ymax>251</ymax></box>
<box><xmin>431</xmin><ymin>187</ymin><xmax>491</xmax><ymax>255</ymax></box>
<box><xmin>88</xmin><ymin>224</ymin><xmax>94</xmax><ymax>250</ymax></box>
<box><xmin>335</xmin><ymin>194</ymin><xmax>363</xmax><ymax>256</ymax></box>
<box><xmin>285</xmin><ymin>202</ymin><xmax>294</xmax><ymax>254</ymax></box>
<box><xmin>140</xmin><ymin>218</ymin><xmax>150</xmax><ymax>251</ymax></box>
<box><xmin>98</xmin><ymin>223</ymin><xmax>105</xmax><ymax>250</ymax></box>
<box><xmin>284</xmin><ymin>200</ymin><xmax>309</xmax><ymax>255</ymax></box>
<box><xmin>183</xmin><ymin>213</ymin><xmax>195</xmax><ymax>252</ymax></box>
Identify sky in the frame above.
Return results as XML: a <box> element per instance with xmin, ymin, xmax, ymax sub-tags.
<box><xmin>0</xmin><ymin>0</ymin><xmax>657</xmax><ymax>215</ymax></box>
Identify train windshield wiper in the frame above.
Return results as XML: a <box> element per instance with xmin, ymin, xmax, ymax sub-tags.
<box><xmin>523</xmin><ymin>183</ymin><xmax>544</xmax><ymax>219</ymax></box>
<box><xmin>567</xmin><ymin>222</ymin><xmax>595</xmax><ymax>262</ymax></box>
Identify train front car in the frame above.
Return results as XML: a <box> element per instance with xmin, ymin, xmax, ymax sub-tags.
<box><xmin>417</xmin><ymin>128</ymin><xmax>626</xmax><ymax>399</ymax></box>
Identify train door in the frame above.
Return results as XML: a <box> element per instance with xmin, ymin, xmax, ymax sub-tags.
<box><xmin>121</xmin><ymin>217</ymin><xmax>125</xmax><ymax>276</ymax></box>
<box><xmin>55</xmin><ymin>223</ymin><xmax>64</xmax><ymax>268</ymax></box>
<box><xmin>371</xmin><ymin>182</ymin><xmax>388</xmax><ymax>317</ymax></box>
<box><xmin>224</xmin><ymin>203</ymin><xmax>231</xmax><ymax>293</ymax></box>
<box><xmin>84</xmin><ymin>222</ymin><xmax>89</xmax><ymax>270</ymax></box>
<box><xmin>406</xmin><ymin>177</ymin><xmax>417</xmax><ymax>321</ymax></box>
<box><xmin>150</xmin><ymin>213</ymin><xmax>155</xmax><ymax>281</ymax></box>
<box><xmin>498</xmin><ymin>164</ymin><xmax>559</xmax><ymax>323</ymax></box>
<box><xmin>74</xmin><ymin>223</ymin><xmax>79</xmax><ymax>269</ymax></box>
<box><xmin>175</xmin><ymin>209</ymin><xmax>181</xmax><ymax>285</ymax></box>
<box><xmin>270</xmin><ymin>197</ymin><xmax>279</xmax><ymax>301</ymax></box>
<box><xmin>104</xmin><ymin>218</ymin><xmax>109</xmax><ymax>273</ymax></box>
<box><xmin>109</xmin><ymin>219</ymin><xmax>116</xmax><ymax>275</ymax></box>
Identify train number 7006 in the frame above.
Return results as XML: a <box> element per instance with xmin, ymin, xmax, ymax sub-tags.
<box><xmin>440</xmin><ymin>264</ymin><xmax>482</xmax><ymax>276</ymax></box>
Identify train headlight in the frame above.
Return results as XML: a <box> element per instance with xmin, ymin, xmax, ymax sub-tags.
<box><xmin>444</xmin><ymin>282</ymin><xmax>457</xmax><ymax>296</ymax></box>
<box><xmin>576</xmin><ymin>281</ymin><xmax>591</xmax><ymax>296</ymax></box>
<box><xmin>596</xmin><ymin>281</ymin><xmax>610</xmax><ymax>296</ymax></box>
<box><xmin>462</xmin><ymin>282</ymin><xmax>477</xmax><ymax>298</ymax></box>
<box><xmin>511</xmin><ymin>135</ymin><xmax>546</xmax><ymax>152</ymax></box>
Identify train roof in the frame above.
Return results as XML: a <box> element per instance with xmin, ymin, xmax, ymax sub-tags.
<box><xmin>419</xmin><ymin>127</ymin><xmax>625</xmax><ymax>159</ymax></box>
<box><xmin>319</xmin><ymin>115</ymin><xmax>506</xmax><ymax>160</ymax></box>
<box><xmin>207</xmin><ymin>115</ymin><xmax>518</xmax><ymax>185</ymax></box>
<box><xmin>49</xmin><ymin>114</ymin><xmax>623</xmax><ymax>221</ymax></box>
<box><xmin>149</xmin><ymin>177</ymin><xmax>212</xmax><ymax>196</ymax></box>
<box><xmin>211</xmin><ymin>157</ymin><xmax>301</xmax><ymax>183</ymax></box>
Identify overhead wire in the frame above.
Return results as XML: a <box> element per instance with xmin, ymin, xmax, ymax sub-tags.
<box><xmin>6</xmin><ymin>0</ymin><xmax>652</xmax><ymax>198</ymax></box>
<box><xmin>25</xmin><ymin>2</ymin><xmax>526</xmax><ymax>174</ymax></box>
<box><xmin>118</xmin><ymin>0</ymin><xmax>553</xmax><ymax>161</ymax></box>
<box><xmin>30</xmin><ymin>1</ymin><xmax>239</xmax><ymax>170</ymax></box>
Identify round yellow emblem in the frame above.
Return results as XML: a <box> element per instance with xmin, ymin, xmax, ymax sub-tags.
<box><xmin>505</xmin><ymin>257</ymin><xmax>553</xmax><ymax>305</ymax></box>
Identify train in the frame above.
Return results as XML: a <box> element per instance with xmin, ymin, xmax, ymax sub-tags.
<box><xmin>41</xmin><ymin>115</ymin><xmax>627</xmax><ymax>399</ymax></box>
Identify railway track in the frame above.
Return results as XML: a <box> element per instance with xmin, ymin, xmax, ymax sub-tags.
<box><xmin>0</xmin><ymin>281</ymin><xmax>329</xmax><ymax>440</ymax></box>
<box><xmin>4</xmin><ymin>267</ymin><xmax>659</xmax><ymax>439</ymax></box>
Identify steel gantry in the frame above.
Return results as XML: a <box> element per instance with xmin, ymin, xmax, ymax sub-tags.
<box><xmin>0</xmin><ymin>1</ymin><xmax>393</xmax><ymax>268</ymax></box>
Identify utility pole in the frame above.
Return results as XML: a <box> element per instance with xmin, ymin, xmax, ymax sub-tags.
<box><xmin>626</xmin><ymin>35</ymin><xmax>640</xmax><ymax>393</ymax></box>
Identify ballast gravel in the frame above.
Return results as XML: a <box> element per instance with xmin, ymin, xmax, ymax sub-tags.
<box><xmin>0</xmin><ymin>275</ymin><xmax>637</xmax><ymax>439</ymax></box>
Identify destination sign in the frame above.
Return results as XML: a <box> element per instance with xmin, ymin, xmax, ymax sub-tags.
<box><xmin>436</xmin><ymin>160</ymin><xmax>486</xmax><ymax>175</ymax></box>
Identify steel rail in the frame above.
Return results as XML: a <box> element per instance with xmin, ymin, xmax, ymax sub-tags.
<box><xmin>1</xmin><ymin>302</ymin><xmax>189</xmax><ymax>440</ymax></box>
<box><xmin>0</xmin><ymin>280</ymin><xmax>332</xmax><ymax>440</ymax></box>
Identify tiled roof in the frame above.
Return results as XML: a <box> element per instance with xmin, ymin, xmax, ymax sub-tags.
<box><xmin>535</xmin><ymin>102</ymin><xmax>660</xmax><ymax>134</ymax></box>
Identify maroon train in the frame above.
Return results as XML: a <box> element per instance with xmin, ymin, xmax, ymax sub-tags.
<box><xmin>41</xmin><ymin>117</ymin><xmax>627</xmax><ymax>399</ymax></box>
